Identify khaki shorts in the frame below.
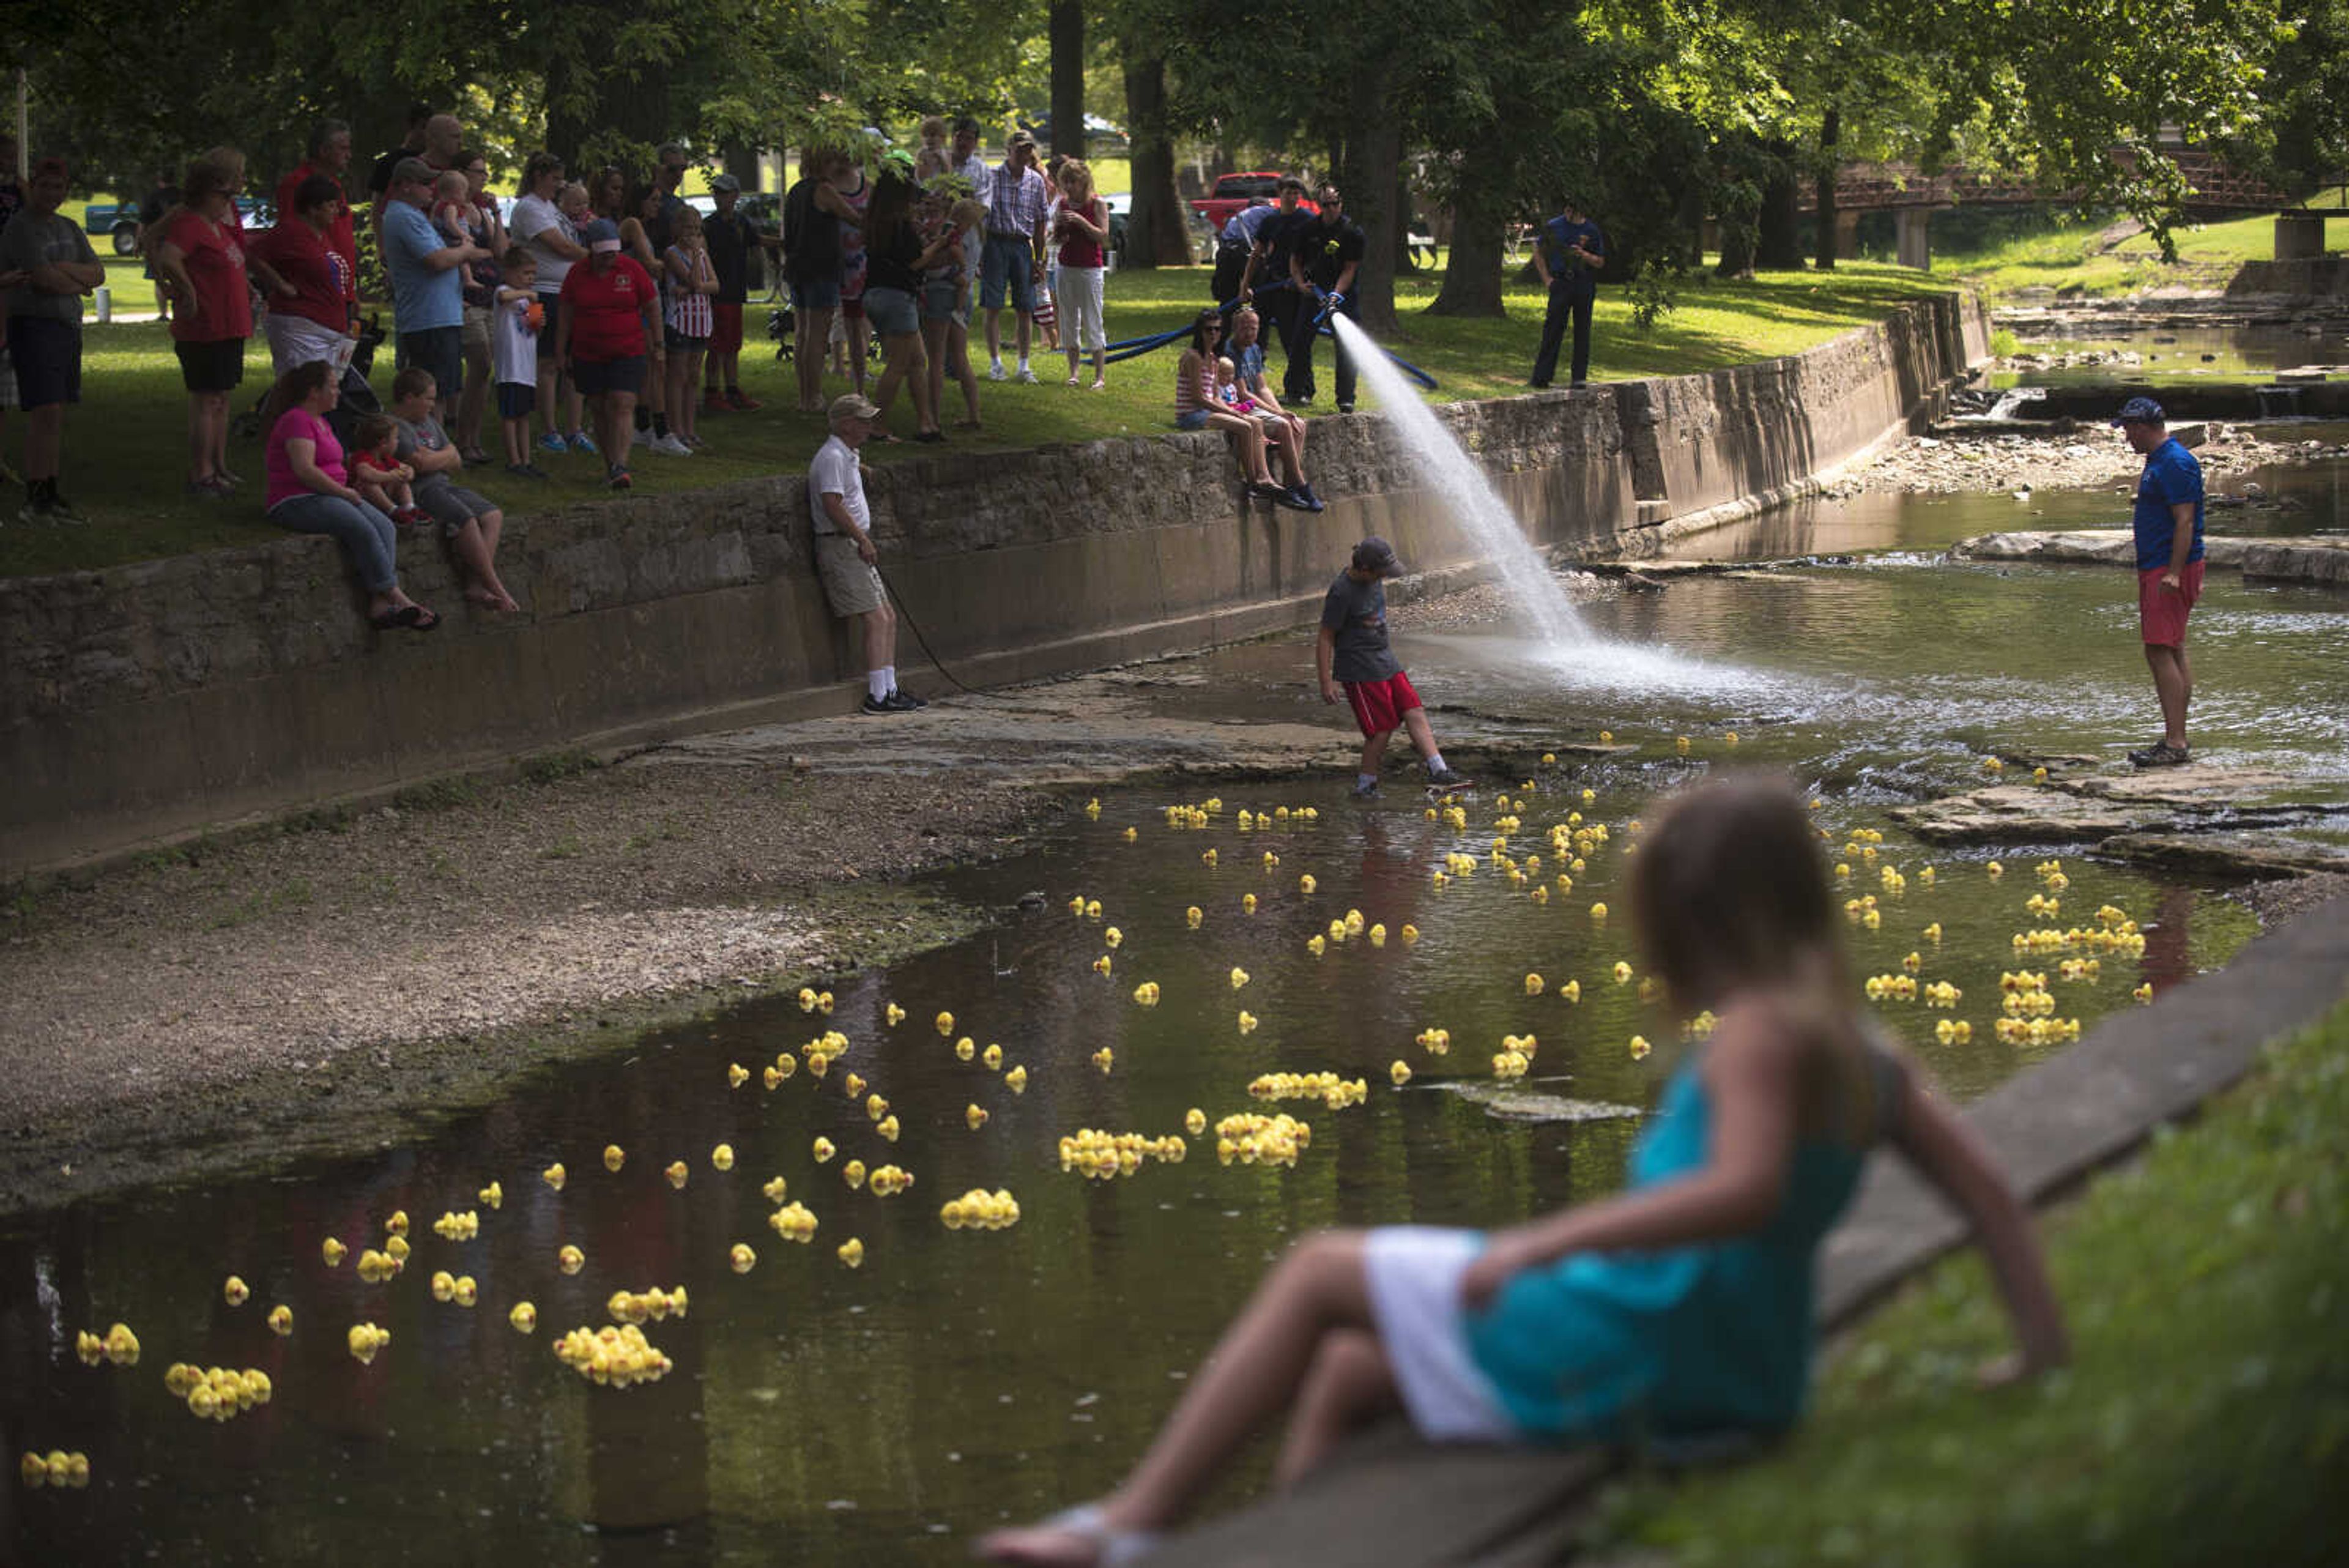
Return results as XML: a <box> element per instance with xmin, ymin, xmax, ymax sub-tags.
<box><xmin>815</xmin><ymin>533</ymin><xmax>884</xmax><ymax>617</ymax></box>
<box><xmin>462</xmin><ymin>303</ymin><xmax>492</xmax><ymax>352</ymax></box>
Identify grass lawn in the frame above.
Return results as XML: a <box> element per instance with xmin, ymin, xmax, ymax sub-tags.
<box><xmin>2</xmin><ymin>261</ymin><xmax>1946</xmax><ymax>579</ymax></box>
<box><xmin>1589</xmin><ymin>999</ymin><xmax>2349</xmax><ymax>1566</ymax></box>
<box><xmin>1937</xmin><ymin>212</ymin><xmax>2285</xmax><ymax>301</ymax></box>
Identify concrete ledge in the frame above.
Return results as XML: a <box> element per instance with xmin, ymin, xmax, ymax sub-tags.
<box><xmin>1136</xmin><ymin>890</ymin><xmax>2349</xmax><ymax>1565</ymax></box>
<box><xmin>1</xmin><ymin>295</ymin><xmax>1987</xmax><ymax>875</ymax></box>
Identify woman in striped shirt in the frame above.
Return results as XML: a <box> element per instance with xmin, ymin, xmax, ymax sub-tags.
<box><xmin>1176</xmin><ymin>309</ymin><xmax>1287</xmax><ymax>501</ymax></box>
<box><xmin>662</xmin><ymin>206</ymin><xmax>719</xmax><ymax>450</ymax></box>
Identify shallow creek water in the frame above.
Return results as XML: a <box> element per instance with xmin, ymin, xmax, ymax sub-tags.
<box><xmin>5</xmin><ymin>460</ymin><xmax>2344</xmax><ymax>1565</ymax></box>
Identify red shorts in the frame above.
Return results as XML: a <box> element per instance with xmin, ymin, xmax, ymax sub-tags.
<box><xmin>2138</xmin><ymin>560</ymin><xmax>2204</xmax><ymax>645</ymax></box>
<box><xmin>1345</xmin><ymin>671</ymin><xmax>1423</xmax><ymax>738</ymax></box>
<box><xmin>710</xmin><ymin>303</ymin><xmax>744</xmax><ymax>355</ymax></box>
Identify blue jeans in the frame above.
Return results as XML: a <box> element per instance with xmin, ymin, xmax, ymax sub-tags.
<box><xmin>271</xmin><ymin>492</ymin><xmax>398</xmax><ymax>594</ymax></box>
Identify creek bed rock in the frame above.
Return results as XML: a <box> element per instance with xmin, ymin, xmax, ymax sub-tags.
<box><xmin>1893</xmin><ymin>764</ymin><xmax>2320</xmax><ymax>849</ymax></box>
<box><xmin>1949</xmin><ymin>529</ymin><xmax>2349</xmax><ymax>587</ymax></box>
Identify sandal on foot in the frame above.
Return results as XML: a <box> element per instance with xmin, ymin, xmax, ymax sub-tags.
<box><xmin>976</xmin><ymin>1503</ymin><xmax>1161</xmax><ymax>1566</ymax></box>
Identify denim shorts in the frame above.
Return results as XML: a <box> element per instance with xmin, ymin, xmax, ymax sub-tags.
<box><xmin>979</xmin><ymin>234</ymin><xmax>1038</xmax><ymax>313</ymax></box>
<box><xmin>1175</xmin><ymin>409</ymin><xmax>1209</xmax><ymax>431</ymax></box>
<box><xmin>790</xmin><ymin>277</ymin><xmax>841</xmax><ymax>311</ymax></box>
<box><xmin>862</xmin><ymin>286</ymin><xmax>920</xmax><ymax>336</ymax></box>
<box><xmin>921</xmin><ymin>281</ymin><xmax>966</xmax><ymax>324</ymax></box>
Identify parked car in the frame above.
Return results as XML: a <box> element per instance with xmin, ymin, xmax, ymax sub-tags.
<box><xmin>81</xmin><ymin>195</ymin><xmax>271</xmax><ymax>255</ymax></box>
<box><xmin>1019</xmin><ymin>113</ymin><xmax>1130</xmax><ymax>155</ymax></box>
<box><xmin>1189</xmin><ymin>173</ymin><xmax>1317</xmax><ymax>237</ymax></box>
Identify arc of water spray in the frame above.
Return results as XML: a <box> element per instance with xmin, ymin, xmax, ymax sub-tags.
<box><xmin>1329</xmin><ymin>313</ymin><xmax>1589</xmax><ymax>647</ymax></box>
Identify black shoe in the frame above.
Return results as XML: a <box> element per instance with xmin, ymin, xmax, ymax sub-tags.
<box><xmin>1529</xmin><ymin>379</ymin><xmax>1551</xmax><ymax>390</ymax></box>
<box><xmin>1425</xmin><ymin>764</ymin><xmax>1471</xmax><ymax>789</ymax></box>
<box><xmin>1273</xmin><ymin>485</ymin><xmax>1313</xmax><ymax>511</ymax></box>
<box><xmin>1336</xmin><ymin>403</ymin><xmax>1355</xmax><ymax>414</ymax></box>
<box><xmin>883</xmin><ymin>688</ymin><xmax>927</xmax><ymax>711</ymax></box>
<box><xmin>2127</xmin><ymin>741</ymin><xmax>2191</xmax><ymax>768</ymax></box>
<box><xmin>860</xmin><ymin>694</ymin><xmax>900</xmax><ymax>716</ymax></box>
<box><xmin>1293</xmin><ymin>483</ymin><xmax>1326</xmax><ymax>512</ymax></box>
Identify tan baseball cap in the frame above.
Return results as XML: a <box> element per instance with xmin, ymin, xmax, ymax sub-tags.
<box><xmin>829</xmin><ymin>393</ymin><xmax>881</xmax><ymax>422</ymax></box>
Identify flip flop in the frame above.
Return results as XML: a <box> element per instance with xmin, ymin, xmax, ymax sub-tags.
<box><xmin>975</xmin><ymin>1502</ymin><xmax>1161</xmax><ymax>1566</ymax></box>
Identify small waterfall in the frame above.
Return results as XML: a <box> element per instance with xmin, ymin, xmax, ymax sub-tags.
<box><xmin>1984</xmin><ymin>385</ymin><xmax>2047</xmax><ymax>420</ymax></box>
<box><xmin>1329</xmin><ymin>313</ymin><xmax>1591</xmax><ymax>647</ymax></box>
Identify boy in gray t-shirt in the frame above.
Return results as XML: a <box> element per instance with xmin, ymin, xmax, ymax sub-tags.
<box><xmin>1315</xmin><ymin>536</ymin><xmax>1468</xmax><ymax>799</ymax></box>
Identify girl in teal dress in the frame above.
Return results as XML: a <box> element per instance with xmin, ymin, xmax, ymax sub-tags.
<box><xmin>981</xmin><ymin>778</ymin><xmax>2069</xmax><ymax>1567</ymax></box>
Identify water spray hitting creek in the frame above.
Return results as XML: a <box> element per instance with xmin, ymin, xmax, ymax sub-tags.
<box><xmin>6</xmin><ymin>332</ymin><xmax>2347</xmax><ymax>1562</ymax></box>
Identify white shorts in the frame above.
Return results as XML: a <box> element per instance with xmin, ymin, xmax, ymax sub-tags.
<box><xmin>1363</xmin><ymin>1226</ymin><xmax>1518</xmax><ymax>1442</ymax></box>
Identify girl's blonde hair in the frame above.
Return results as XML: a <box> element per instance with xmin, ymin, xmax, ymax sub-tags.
<box><xmin>948</xmin><ymin>196</ymin><xmax>986</xmax><ymax>231</ymax></box>
<box><xmin>919</xmin><ymin>115</ymin><xmax>948</xmax><ymax>141</ymax></box>
<box><xmin>558</xmin><ymin>180</ymin><xmax>588</xmax><ymax>211</ymax></box>
<box><xmin>1058</xmin><ymin>158</ymin><xmax>1094</xmax><ymax>202</ymax></box>
<box><xmin>434</xmin><ymin>169</ymin><xmax>469</xmax><ymax>200</ymax></box>
<box><xmin>670</xmin><ymin>204</ymin><xmax>704</xmax><ymax>239</ymax></box>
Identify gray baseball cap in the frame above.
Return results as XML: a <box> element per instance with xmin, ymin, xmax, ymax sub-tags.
<box><xmin>1353</xmin><ymin>537</ymin><xmax>1403</xmax><ymax>577</ymax></box>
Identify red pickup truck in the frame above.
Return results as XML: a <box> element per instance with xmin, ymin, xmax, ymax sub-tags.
<box><xmin>1189</xmin><ymin>173</ymin><xmax>1317</xmax><ymax>236</ymax></box>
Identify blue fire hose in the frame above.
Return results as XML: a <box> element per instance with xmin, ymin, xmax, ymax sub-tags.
<box><xmin>1099</xmin><ymin>281</ymin><xmax>1439</xmax><ymax>391</ymax></box>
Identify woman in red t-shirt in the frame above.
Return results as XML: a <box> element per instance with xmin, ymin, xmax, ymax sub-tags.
<box><xmin>151</xmin><ymin>158</ymin><xmax>258</xmax><ymax>496</ymax></box>
<box><xmin>555</xmin><ymin>218</ymin><xmax>659</xmax><ymax>491</ymax></box>
<box><xmin>251</xmin><ymin>174</ymin><xmax>357</xmax><ymax>379</ymax></box>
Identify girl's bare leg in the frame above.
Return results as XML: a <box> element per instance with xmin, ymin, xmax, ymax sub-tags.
<box><xmin>979</xmin><ymin>1231</ymin><xmax>1375</xmax><ymax>1561</ymax></box>
<box><xmin>1275</xmin><ymin>1327</ymin><xmax>1401</xmax><ymax>1488</ymax></box>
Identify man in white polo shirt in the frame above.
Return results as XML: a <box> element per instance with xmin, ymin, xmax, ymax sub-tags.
<box><xmin>809</xmin><ymin>392</ymin><xmax>926</xmax><ymax>713</ymax></box>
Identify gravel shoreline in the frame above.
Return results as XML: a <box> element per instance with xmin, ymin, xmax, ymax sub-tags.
<box><xmin>1824</xmin><ymin>420</ymin><xmax>2348</xmax><ymax>500</ymax></box>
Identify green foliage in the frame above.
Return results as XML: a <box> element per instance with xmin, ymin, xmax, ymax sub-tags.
<box><xmin>1628</xmin><ymin>258</ymin><xmax>1683</xmax><ymax>333</ymax></box>
<box><xmin>1987</xmin><ymin>326</ymin><xmax>2019</xmax><ymax>357</ymax></box>
<box><xmin>1597</xmin><ymin>1001</ymin><xmax>2349</xmax><ymax>1566</ymax></box>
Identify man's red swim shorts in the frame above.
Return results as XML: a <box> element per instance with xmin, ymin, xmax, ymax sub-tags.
<box><xmin>2139</xmin><ymin>560</ymin><xmax>2204</xmax><ymax>646</ymax></box>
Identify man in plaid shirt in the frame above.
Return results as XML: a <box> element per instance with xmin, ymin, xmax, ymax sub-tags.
<box><xmin>980</xmin><ymin>129</ymin><xmax>1052</xmax><ymax>384</ymax></box>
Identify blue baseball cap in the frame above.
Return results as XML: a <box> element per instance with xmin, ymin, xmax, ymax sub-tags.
<box><xmin>581</xmin><ymin>217</ymin><xmax>622</xmax><ymax>251</ymax></box>
<box><xmin>2110</xmin><ymin>395</ymin><xmax>2165</xmax><ymax>426</ymax></box>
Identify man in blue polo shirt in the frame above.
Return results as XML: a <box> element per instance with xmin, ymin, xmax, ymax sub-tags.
<box><xmin>382</xmin><ymin>157</ymin><xmax>488</xmax><ymax>426</ymax></box>
<box><xmin>2115</xmin><ymin>396</ymin><xmax>2204</xmax><ymax>767</ymax></box>
<box><xmin>1530</xmin><ymin>195</ymin><xmax>1605</xmax><ymax>388</ymax></box>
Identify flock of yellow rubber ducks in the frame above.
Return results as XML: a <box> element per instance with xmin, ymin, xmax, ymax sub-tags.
<box><xmin>24</xmin><ymin>746</ymin><xmax>2171</xmax><ymax>1493</ymax></box>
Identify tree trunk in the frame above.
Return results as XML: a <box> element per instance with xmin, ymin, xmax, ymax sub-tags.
<box><xmin>1755</xmin><ymin>138</ymin><xmax>1805</xmax><ymax>270</ymax></box>
<box><xmin>1814</xmin><ymin>106</ymin><xmax>1840</xmax><ymax>272</ymax></box>
<box><xmin>1120</xmin><ymin>51</ymin><xmax>1189</xmax><ymax>266</ymax></box>
<box><xmin>1427</xmin><ymin>206</ymin><xmax>1505</xmax><ymax>316</ymax></box>
<box><xmin>1391</xmin><ymin>162</ymin><xmax>1419</xmax><ymax>273</ymax></box>
<box><xmin>1343</xmin><ymin>64</ymin><xmax>1402</xmax><ymax>332</ymax></box>
<box><xmin>1049</xmin><ymin>1</ymin><xmax>1085</xmax><ymax>160</ymax></box>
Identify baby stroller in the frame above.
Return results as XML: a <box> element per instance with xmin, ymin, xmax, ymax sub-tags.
<box><xmin>233</xmin><ymin>312</ymin><xmax>386</xmax><ymax>444</ymax></box>
<box><xmin>766</xmin><ymin>302</ymin><xmax>795</xmax><ymax>362</ymax></box>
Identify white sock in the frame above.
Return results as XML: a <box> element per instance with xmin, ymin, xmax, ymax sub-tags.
<box><xmin>868</xmin><ymin>669</ymin><xmax>891</xmax><ymax>700</ymax></box>
<box><xmin>880</xmin><ymin>665</ymin><xmax>897</xmax><ymax>694</ymax></box>
<box><xmin>1357</xmin><ymin>773</ymin><xmax>1379</xmax><ymax>790</ymax></box>
<box><xmin>1017</xmin><ymin>357</ymin><xmax>1030</xmax><ymax>371</ymax></box>
<box><xmin>1424</xmin><ymin>752</ymin><xmax>1447</xmax><ymax>773</ymax></box>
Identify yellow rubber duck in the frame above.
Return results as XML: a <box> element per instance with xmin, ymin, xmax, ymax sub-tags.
<box><xmin>711</xmin><ymin>1143</ymin><xmax>735</xmax><ymax>1172</ymax></box>
<box><xmin>1562</xmin><ymin>979</ymin><xmax>1581</xmax><ymax>1003</ymax></box>
<box><xmin>347</xmin><ymin>1323</ymin><xmax>390</xmax><ymax>1365</ymax></box>
<box><xmin>1524</xmin><ymin>973</ymin><xmax>1544</xmax><ymax>995</ymax></box>
<box><xmin>813</xmin><ymin>1137</ymin><xmax>836</xmax><ymax>1163</ymax></box>
<box><xmin>453</xmin><ymin>1276</ymin><xmax>478</xmax><ymax>1308</ymax></box>
<box><xmin>1230</xmin><ymin>967</ymin><xmax>1251</xmax><ymax>990</ymax></box>
<box><xmin>1629</xmin><ymin>1035</ymin><xmax>1652</xmax><ymax>1061</ymax></box>
<box><xmin>878</xmin><ymin>1113</ymin><xmax>901</xmax><ymax>1142</ymax></box>
<box><xmin>1591</xmin><ymin>902</ymin><xmax>1608</xmax><ymax>920</ymax></box>
<box><xmin>431</xmin><ymin>1270</ymin><xmax>458</xmax><ymax>1302</ymax></box>
<box><xmin>510</xmin><ymin>1302</ymin><xmax>538</xmax><ymax>1332</ymax></box>
<box><xmin>967</xmin><ymin>1104</ymin><xmax>990</xmax><ymax>1130</ymax></box>
<box><xmin>1390</xmin><ymin>1060</ymin><xmax>1412</xmax><ymax>1086</ymax></box>
<box><xmin>1400</xmin><ymin>924</ymin><xmax>1420</xmax><ymax>944</ymax></box>
<box><xmin>935</xmin><ymin>1009</ymin><xmax>956</xmax><ymax>1036</ymax></box>
<box><xmin>982</xmin><ymin>1042</ymin><xmax>1004</xmax><ymax>1070</ymax></box>
<box><xmin>665</xmin><ymin>1161</ymin><xmax>689</xmax><ymax>1190</ymax></box>
<box><xmin>1242</xmin><ymin>893</ymin><xmax>1259</xmax><ymax>914</ymax></box>
<box><xmin>321</xmin><ymin>1237</ymin><xmax>347</xmax><ymax>1268</ymax></box>
<box><xmin>266</xmin><ymin>1306</ymin><xmax>292</xmax><ymax>1337</ymax></box>
<box><xmin>1187</xmin><ymin>905</ymin><xmax>1204</xmax><ymax>929</ymax></box>
<box><xmin>1103</xmin><ymin>927</ymin><xmax>1123</xmax><ymax>949</ymax></box>
<box><xmin>1093</xmin><ymin>1047</ymin><xmax>1116</xmax><ymax>1074</ymax></box>
<box><xmin>385</xmin><ymin>1210</ymin><xmax>409</xmax><ymax>1238</ymax></box>
<box><xmin>1185</xmin><ymin>1107</ymin><xmax>1208</xmax><ymax>1135</ymax></box>
<box><xmin>837</xmin><ymin>1237</ymin><xmax>866</xmax><ymax>1269</ymax></box>
<box><xmin>886</xmin><ymin>1001</ymin><xmax>907</xmax><ymax>1026</ymax></box>
<box><xmin>1006</xmin><ymin>1064</ymin><xmax>1029</xmax><ymax>1093</ymax></box>
<box><xmin>223</xmin><ymin>1276</ymin><xmax>249</xmax><ymax>1307</ymax></box>
<box><xmin>1299</xmin><ymin>874</ymin><xmax>1316</xmax><ymax>894</ymax></box>
<box><xmin>957</xmin><ymin>1035</ymin><xmax>978</xmax><ymax>1059</ymax></box>
<box><xmin>603</xmin><ymin>1144</ymin><xmax>625</xmax><ymax>1173</ymax></box>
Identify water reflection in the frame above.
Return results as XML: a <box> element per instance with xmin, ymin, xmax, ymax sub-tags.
<box><xmin>6</xmin><ymin>464</ymin><xmax>2342</xmax><ymax>1563</ymax></box>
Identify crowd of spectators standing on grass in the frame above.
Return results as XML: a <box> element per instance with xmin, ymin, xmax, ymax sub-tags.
<box><xmin>0</xmin><ymin>105</ymin><xmax>1604</xmax><ymax>656</ymax></box>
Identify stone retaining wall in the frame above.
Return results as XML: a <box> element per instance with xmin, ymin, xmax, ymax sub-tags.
<box><xmin>1</xmin><ymin>293</ymin><xmax>1987</xmax><ymax>874</ymax></box>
